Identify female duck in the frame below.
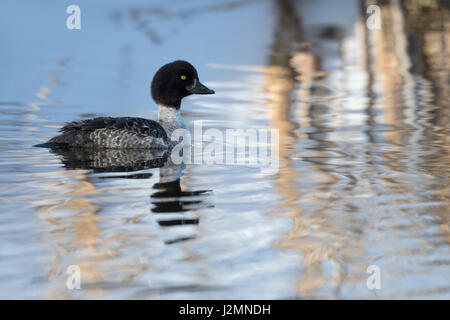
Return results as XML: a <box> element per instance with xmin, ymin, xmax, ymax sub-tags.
<box><xmin>41</xmin><ymin>60</ymin><xmax>214</xmax><ymax>149</ymax></box>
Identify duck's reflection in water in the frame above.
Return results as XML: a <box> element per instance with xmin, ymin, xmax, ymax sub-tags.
<box><xmin>52</xmin><ymin>148</ymin><xmax>169</xmax><ymax>174</ymax></box>
<box><xmin>51</xmin><ymin>147</ymin><xmax>212</xmax><ymax>245</ymax></box>
<box><xmin>151</xmin><ymin>157</ymin><xmax>212</xmax><ymax>244</ymax></box>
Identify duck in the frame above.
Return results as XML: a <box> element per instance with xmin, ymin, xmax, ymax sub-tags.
<box><xmin>37</xmin><ymin>60</ymin><xmax>214</xmax><ymax>149</ymax></box>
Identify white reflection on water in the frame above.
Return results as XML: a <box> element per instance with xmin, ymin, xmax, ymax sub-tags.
<box><xmin>0</xmin><ymin>0</ymin><xmax>449</xmax><ymax>299</ymax></box>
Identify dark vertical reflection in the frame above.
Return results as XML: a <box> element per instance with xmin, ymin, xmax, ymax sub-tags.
<box><xmin>150</xmin><ymin>156</ymin><xmax>212</xmax><ymax>242</ymax></box>
<box><xmin>151</xmin><ymin>176</ymin><xmax>212</xmax><ymax>232</ymax></box>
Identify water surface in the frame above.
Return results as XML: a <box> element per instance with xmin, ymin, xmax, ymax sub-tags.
<box><xmin>0</xmin><ymin>0</ymin><xmax>449</xmax><ymax>299</ymax></box>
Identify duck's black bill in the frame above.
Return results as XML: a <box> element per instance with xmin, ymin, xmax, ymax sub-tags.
<box><xmin>188</xmin><ymin>80</ymin><xmax>215</xmax><ymax>95</ymax></box>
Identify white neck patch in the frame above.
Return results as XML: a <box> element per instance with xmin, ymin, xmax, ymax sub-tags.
<box><xmin>158</xmin><ymin>105</ymin><xmax>188</xmax><ymax>138</ymax></box>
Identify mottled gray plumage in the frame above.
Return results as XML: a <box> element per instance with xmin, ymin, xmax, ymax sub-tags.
<box><xmin>48</xmin><ymin>117</ymin><xmax>169</xmax><ymax>149</ymax></box>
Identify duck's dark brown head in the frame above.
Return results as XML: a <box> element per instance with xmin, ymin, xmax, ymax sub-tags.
<box><xmin>151</xmin><ymin>60</ymin><xmax>214</xmax><ymax>109</ymax></box>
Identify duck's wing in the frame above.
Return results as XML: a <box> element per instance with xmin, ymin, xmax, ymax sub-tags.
<box><xmin>46</xmin><ymin>117</ymin><xmax>169</xmax><ymax>149</ymax></box>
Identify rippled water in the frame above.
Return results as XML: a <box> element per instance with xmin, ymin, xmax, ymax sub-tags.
<box><xmin>0</xmin><ymin>0</ymin><xmax>449</xmax><ymax>299</ymax></box>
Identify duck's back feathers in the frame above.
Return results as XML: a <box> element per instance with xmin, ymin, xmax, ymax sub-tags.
<box><xmin>61</xmin><ymin>117</ymin><xmax>167</xmax><ymax>138</ymax></box>
<box><xmin>47</xmin><ymin>117</ymin><xmax>170</xmax><ymax>149</ymax></box>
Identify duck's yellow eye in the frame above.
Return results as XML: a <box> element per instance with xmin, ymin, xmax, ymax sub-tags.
<box><xmin>180</xmin><ymin>75</ymin><xmax>187</xmax><ymax>80</ymax></box>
